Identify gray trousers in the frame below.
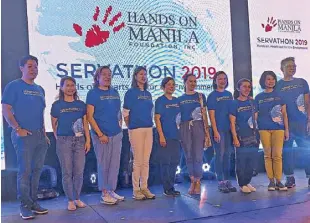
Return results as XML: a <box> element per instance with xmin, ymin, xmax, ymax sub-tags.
<box><xmin>180</xmin><ymin>120</ymin><xmax>205</xmax><ymax>179</ymax></box>
<box><xmin>91</xmin><ymin>132</ymin><xmax>123</xmax><ymax>191</ymax></box>
<box><xmin>56</xmin><ymin>136</ymin><xmax>85</xmax><ymax>201</ymax></box>
<box><xmin>11</xmin><ymin>129</ymin><xmax>48</xmax><ymax>206</ymax></box>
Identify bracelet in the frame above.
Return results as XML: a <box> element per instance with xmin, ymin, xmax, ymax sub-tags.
<box><xmin>15</xmin><ymin>126</ymin><xmax>21</xmax><ymax>131</ymax></box>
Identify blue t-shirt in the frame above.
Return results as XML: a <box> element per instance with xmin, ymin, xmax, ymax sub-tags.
<box><xmin>178</xmin><ymin>92</ymin><xmax>207</xmax><ymax>122</ymax></box>
<box><xmin>275</xmin><ymin>78</ymin><xmax>309</xmax><ymax>123</ymax></box>
<box><xmin>230</xmin><ymin>99</ymin><xmax>257</xmax><ymax>136</ymax></box>
<box><xmin>86</xmin><ymin>87</ymin><xmax>122</xmax><ymax>136</ymax></box>
<box><xmin>51</xmin><ymin>100</ymin><xmax>86</xmax><ymax>136</ymax></box>
<box><xmin>155</xmin><ymin>95</ymin><xmax>180</xmax><ymax>140</ymax></box>
<box><xmin>123</xmin><ymin>88</ymin><xmax>153</xmax><ymax>130</ymax></box>
<box><xmin>255</xmin><ymin>91</ymin><xmax>285</xmax><ymax>130</ymax></box>
<box><xmin>1</xmin><ymin>79</ymin><xmax>45</xmax><ymax>131</ymax></box>
<box><xmin>207</xmin><ymin>90</ymin><xmax>233</xmax><ymax>132</ymax></box>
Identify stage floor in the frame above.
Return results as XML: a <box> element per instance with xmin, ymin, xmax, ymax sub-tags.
<box><xmin>2</xmin><ymin>170</ymin><xmax>310</xmax><ymax>223</ymax></box>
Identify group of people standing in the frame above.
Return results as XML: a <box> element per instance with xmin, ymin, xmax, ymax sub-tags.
<box><xmin>2</xmin><ymin>55</ymin><xmax>310</xmax><ymax>220</ymax></box>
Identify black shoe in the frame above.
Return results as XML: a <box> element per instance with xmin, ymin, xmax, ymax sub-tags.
<box><xmin>268</xmin><ymin>181</ymin><xmax>276</xmax><ymax>191</ymax></box>
<box><xmin>285</xmin><ymin>176</ymin><xmax>296</xmax><ymax>188</ymax></box>
<box><xmin>276</xmin><ymin>181</ymin><xmax>288</xmax><ymax>191</ymax></box>
<box><xmin>31</xmin><ymin>202</ymin><xmax>48</xmax><ymax>214</ymax></box>
<box><xmin>172</xmin><ymin>188</ymin><xmax>181</xmax><ymax>196</ymax></box>
<box><xmin>163</xmin><ymin>189</ymin><xmax>175</xmax><ymax>197</ymax></box>
<box><xmin>218</xmin><ymin>181</ymin><xmax>230</xmax><ymax>193</ymax></box>
<box><xmin>308</xmin><ymin>178</ymin><xmax>310</xmax><ymax>188</ymax></box>
<box><xmin>226</xmin><ymin>180</ymin><xmax>237</xmax><ymax>192</ymax></box>
<box><xmin>20</xmin><ymin>205</ymin><xmax>35</xmax><ymax>220</ymax></box>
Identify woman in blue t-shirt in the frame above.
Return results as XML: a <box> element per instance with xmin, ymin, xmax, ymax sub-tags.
<box><xmin>122</xmin><ymin>66</ymin><xmax>155</xmax><ymax>200</ymax></box>
<box><xmin>229</xmin><ymin>79</ymin><xmax>259</xmax><ymax>194</ymax></box>
<box><xmin>255</xmin><ymin>71</ymin><xmax>289</xmax><ymax>191</ymax></box>
<box><xmin>154</xmin><ymin>77</ymin><xmax>181</xmax><ymax>197</ymax></box>
<box><xmin>178</xmin><ymin>73</ymin><xmax>210</xmax><ymax>195</ymax></box>
<box><xmin>86</xmin><ymin>66</ymin><xmax>124</xmax><ymax>205</ymax></box>
<box><xmin>207</xmin><ymin>71</ymin><xmax>236</xmax><ymax>193</ymax></box>
<box><xmin>51</xmin><ymin>77</ymin><xmax>90</xmax><ymax>211</ymax></box>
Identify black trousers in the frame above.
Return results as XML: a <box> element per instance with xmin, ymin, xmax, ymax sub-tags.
<box><xmin>235</xmin><ymin>147</ymin><xmax>258</xmax><ymax>187</ymax></box>
<box><xmin>159</xmin><ymin>139</ymin><xmax>181</xmax><ymax>191</ymax></box>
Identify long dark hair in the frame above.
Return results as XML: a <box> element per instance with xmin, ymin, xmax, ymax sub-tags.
<box><xmin>183</xmin><ymin>73</ymin><xmax>196</xmax><ymax>92</ymax></box>
<box><xmin>233</xmin><ymin>78</ymin><xmax>251</xmax><ymax>99</ymax></box>
<box><xmin>57</xmin><ymin>76</ymin><xmax>79</xmax><ymax>100</ymax></box>
<box><xmin>93</xmin><ymin>66</ymin><xmax>111</xmax><ymax>88</ymax></box>
<box><xmin>131</xmin><ymin>66</ymin><xmax>148</xmax><ymax>90</ymax></box>
<box><xmin>212</xmin><ymin>71</ymin><xmax>228</xmax><ymax>90</ymax></box>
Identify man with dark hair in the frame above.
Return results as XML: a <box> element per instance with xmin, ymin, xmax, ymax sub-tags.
<box><xmin>276</xmin><ymin>57</ymin><xmax>310</xmax><ymax>188</ymax></box>
<box><xmin>2</xmin><ymin>55</ymin><xmax>50</xmax><ymax>220</ymax></box>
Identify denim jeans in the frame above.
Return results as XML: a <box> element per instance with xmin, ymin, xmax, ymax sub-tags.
<box><xmin>179</xmin><ymin>120</ymin><xmax>205</xmax><ymax>179</ymax></box>
<box><xmin>56</xmin><ymin>136</ymin><xmax>85</xmax><ymax>201</ymax></box>
<box><xmin>283</xmin><ymin>122</ymin><xmax>310</xmax><ymax>177</ymax></box>
<box><xmin>158</xmin><ymin>139</ymin><xmax>181</xmax><ymax>191</ymax></box>
<box><xmin>213</xmin><ymin>131</ymin><xmax>233</xmax><ymax>181</ymax></box>
<box><xmin>11</xmin><ymin>129</ymin><xmax>48</xmax><ymax>206</ymax></box>
<box><xmin>235</xmin><ymin>147</ymin><xmax>258</xmax><ymax>187</ymax></box>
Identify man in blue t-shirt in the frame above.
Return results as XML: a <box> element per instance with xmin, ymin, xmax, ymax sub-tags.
<box><xmin>275</xmin><ymin>57</ymin><xmax>310</xmax><ymax>188</ymax></box>
<box><xmin>1</xmin><ymin>55</ymin><xmax>49</xmax><ymax>219</ymax></box>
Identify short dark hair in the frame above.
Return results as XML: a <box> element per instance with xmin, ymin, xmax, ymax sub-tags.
<box><xmin>280</xmin><ymin>57</ymin><xmax>295</xmax><ymax>71</ymax></box>
<box><xmin>161</xmin><ymin>77</ymin><xmax>174</xmax><ymax>89</ymax></box>
<box><xmin>19</xmin><ymin>55</ymin><xmax>38</xmax><ymax>67</ymax></box>
<box><xmin>212</xmin><ymin>71</ymin><xmax>228</xmax><ymax>90</ymax></box>
<box><xmin>183</xmin><ymin>73</ymin><xmax>196</xmax><ymax>92</ymax></box>
<box><xmin>93</xmin><ymin>66</ymin><xmax>111</xmax><ymax>87</ymax></box>
<box><xmin>259</xmin><ymin>71</ymin><xmax>277</xmax><ymax>89</ymax></box>
<box><xmin>131</xmin><ymin>66</ymin><xmax>148</xmax><ymax>90</ymax></box>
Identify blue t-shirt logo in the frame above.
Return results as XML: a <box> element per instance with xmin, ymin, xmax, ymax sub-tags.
<box><xmin>270</xmin><ymin>104</ymin><xmax>284</xmax><ymax>125</ymax></box>
<box><xmin>72</xmin><ymin>118</ymin><xmax>84</xmax><ymax>136</ymax></box>
<box><xmin>296</xmin><ymin>94</ymin><xmax>306</xmax><ymax>114</ymax></box>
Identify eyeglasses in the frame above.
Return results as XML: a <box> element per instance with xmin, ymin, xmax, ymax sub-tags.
<box><xmin>285</xmin><ymin>65</ymin><xmax>297</xmax><ymax>68</ymax></box>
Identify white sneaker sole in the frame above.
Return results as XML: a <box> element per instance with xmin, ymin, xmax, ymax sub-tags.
<box><xmin>20</xmin><ymin>213</ymin><xmax>35</xmax><ymax>220</ymax></box>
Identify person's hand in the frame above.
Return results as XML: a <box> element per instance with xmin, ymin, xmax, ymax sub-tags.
<box><xmin>233</xmin><ymin>136</ymin><xmax>240</xmax><ymax>147</ymax></box>
<box><xmin>213</xmin><ymin>131</ymin><xmax>221</xmax><ymax>143</ymax></box>
<box><xmin>85</xmin><ymin>141</ymin><xmax>91</xmax><ymax>153</ymax></box>
<box><xmin>159</xmin><ymin>135</ymin><xmax>167</xmax><ymax>147</ymax></box>
<box><xmin>284</xmin><ymin>130</ymin><xmax>289</xmax><ymax>141</ymax></box>
<box><xmin>99</xmin><ymin>134</ymin><xmax>109</xmax><ymax>144</ymax></box>
<box><xmin>16</xmin><ymin>128</ymin><xmax>32</xmax><ymax>137</ymax></box>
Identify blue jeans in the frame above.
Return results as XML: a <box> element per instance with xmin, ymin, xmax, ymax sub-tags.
<box><xmin>56</xmin><ymin>136</ymin><xmax>85</xmax><ymax>201</ymax></box>
<box><xmin>11</xmin><ymin>129</ymin><xmax>48</xmax><ymax>206</ymax></box>
<box><xmin>213</xmin><ymin>131</ymin><xmax>233</xmax><ymax>181</ymax></box>
<box><xmin>283</xmin><ymin>122</ymin><xmax>310</xmax><ymax>177</ymax></box>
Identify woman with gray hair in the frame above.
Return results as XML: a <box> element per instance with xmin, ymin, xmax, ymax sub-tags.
<box><xmin>123</xmin><ymin>66</ymin><xmax>155</xmax><ymax>200</ymax></box>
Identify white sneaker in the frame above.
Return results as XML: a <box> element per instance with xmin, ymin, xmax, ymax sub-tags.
<box><xmin>240</xmin><ymin>186</ymin><xmax>251</xmax><ymax>194</ymax></box>
<box><xmin>111</xmin><ymin>191</ymin><xmax>125</xmax><ymax>201</ymax></box>
<box><xmin>100</xmin><ymin>193</ymin><xmax>118</xmax><ymax>205</ymax></box>
<box><xmin>247</xmin><ymin>184</ymin><xmax>256</xmax><ymax>192</ymax></box>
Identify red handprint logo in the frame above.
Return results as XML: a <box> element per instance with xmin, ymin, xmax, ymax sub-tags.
<box><xmin>261</xmin><ymin>17</ymin><xmax>277</xmax><ymax>32</ymax></box>
<box><xmin>73</xmin><ymin>6</ymin><xmax>125</xmax><ymax>48</ymax></box>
